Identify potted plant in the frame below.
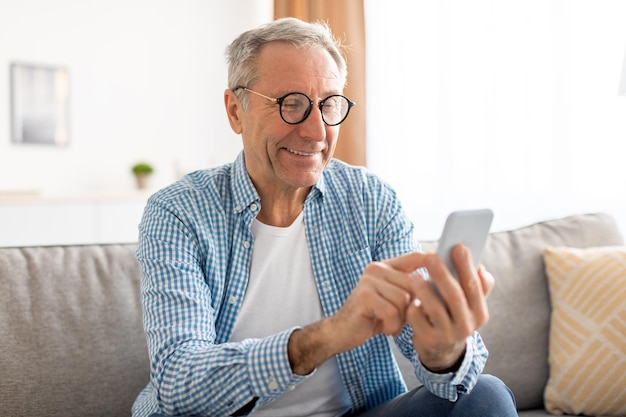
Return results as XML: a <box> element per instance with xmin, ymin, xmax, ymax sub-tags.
<box><xmin>131</xmin><ymin>162</ymin><xmax>154</xmax><ymax>190</ymax></box>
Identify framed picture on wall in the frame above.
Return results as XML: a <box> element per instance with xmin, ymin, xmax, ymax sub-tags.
<box><xmin>10</xmin><ymin>63</ymin><xmax>70</xmax><ymax>145</ymax></box>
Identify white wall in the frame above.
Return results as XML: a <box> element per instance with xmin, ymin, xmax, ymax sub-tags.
<box><xmin>0</xmin><ymin>0</ymin><xmax>273</xmax><ymax>195</ymax></box>
<box><xmin>3</xmin><ymin>0</ymin><xmax>626</xmax><ymax>244</ymax></box>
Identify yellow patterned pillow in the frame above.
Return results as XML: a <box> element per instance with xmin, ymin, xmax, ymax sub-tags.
<box><xmin>543</xmin><ymin>246</ymin><xmax>626</xmax><ymax>416</ymax></box>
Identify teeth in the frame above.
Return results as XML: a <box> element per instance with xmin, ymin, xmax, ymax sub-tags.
<box><xmin>288</xmin><ymin>148</ymin><xmax>315</xmax><ymax>156</ymax></box>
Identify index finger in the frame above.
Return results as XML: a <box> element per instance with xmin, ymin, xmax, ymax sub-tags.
<box><xmin>381</xmin><ymin>251</ymin><xmax>426</xmax><ymax>273</ymax></box>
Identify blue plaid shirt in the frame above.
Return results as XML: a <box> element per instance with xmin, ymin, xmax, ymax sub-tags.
<box><xmin>132</xmin><ymin>152</ymin><xmax>488</xmax><ymax>417</ymax></box>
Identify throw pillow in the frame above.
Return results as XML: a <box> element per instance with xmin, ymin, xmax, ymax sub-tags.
<box><xmin>543</xmin><ymin>246</ymin><xmax>626</xmax><ymax>416</ymax></box>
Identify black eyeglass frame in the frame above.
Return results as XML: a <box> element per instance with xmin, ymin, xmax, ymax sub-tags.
<box><xmin>234</xmin><ymin>86</ymin><xmax>355</xmax><ymax>126</ymax></box>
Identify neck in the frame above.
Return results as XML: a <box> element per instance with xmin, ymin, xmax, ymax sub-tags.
<box><xmin>255</xmin><ymin>188</ymin><xmax>309</xmax><ymax>227</ymax></box>
<box><xmin>256</xmin><ymin>208</ymin><xmax>303</xmax><ymax>227</ymax></box>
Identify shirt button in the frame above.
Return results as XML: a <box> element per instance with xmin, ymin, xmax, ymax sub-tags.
<box><xmin>243</xmin><ymin>241</ymin><xmax>251</xmax><ymax>249</ymax></box>
<box><xmin>250</xmin><ymin>203</ymin><xmax>258</xmax><ymax>212</ymax></box>
<box><xmin>228</xmin><ymin>295</ymin><xmax>237</xmax><ymax>305</ymax></box>
<box><xmin>235</xmin><ymin>205</ymin><xmax>242</xmax><ymax>212</ymax></box>
<box><xmin>268</xmin><ymin>378</ymin><xmax>279</xmax><ymax>390</ymax></box>
<box><xmin>286</xmin><ymin>385</ymin><xmax>295</xmax><ymax>391</ymax></box>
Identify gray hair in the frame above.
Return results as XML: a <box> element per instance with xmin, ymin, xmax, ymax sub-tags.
<box><xmin>225</xmin><ymin>17</ymin><xmax>347</xmax><ymax>108</ymax></box>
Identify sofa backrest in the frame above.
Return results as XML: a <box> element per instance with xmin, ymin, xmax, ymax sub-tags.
<box><xmin>0</xmin><ymin>244</ymin><xmax>148</xmax><ymax>417</ymax></box>
<box><xmin>417</xmin><ymin>212</ymin><xmax>624</xmax><ymax>410</ymax></box>
<box><xmin>1</xmin><ymin>213</ymin><xmax>622</xmax><ymax>415</ymax></box>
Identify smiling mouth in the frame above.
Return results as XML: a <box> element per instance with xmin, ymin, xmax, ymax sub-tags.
<box><xmin>287</xmin><ymin>148</ymin><xmax>317</xmax><ymax>157</ymax></box>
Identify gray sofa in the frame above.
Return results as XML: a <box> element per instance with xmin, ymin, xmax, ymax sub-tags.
<box><xmin>0</xmin><ymin>213</ymin><xmax>623</xmax><ymax>416</ymax></box>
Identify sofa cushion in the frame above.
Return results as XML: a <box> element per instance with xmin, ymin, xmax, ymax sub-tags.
<box><xmin>0</xmin><ymin>244</ymin><xmax>149</xmax><ymax>417</ymax></box>
<box><xmin>543</xmin><ymin>245</ymin><xmax>626</xmax><ymax>415</ymax></box>
<box><xmin>479</xmin><ymin>213</ymin><xmax>623</xmax><ymax>410</ymax></box>
<box><xmin>415</xmin><ymin>212</ymin><xmax>623</xmax><ymax>411</ymax></box>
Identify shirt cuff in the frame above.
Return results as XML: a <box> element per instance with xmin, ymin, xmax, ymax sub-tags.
<box><xmin>412</xmin><ymin>334</ymin><xmax>478</xmax><ymax>402</ymax></box>
<box><xmin>246</xmin><ymin>327</ymin><xmax>310</xmax><ymax>399</ymax></box>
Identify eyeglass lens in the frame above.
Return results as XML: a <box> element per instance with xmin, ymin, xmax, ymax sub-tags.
<box><xmin>278</xmin><ymin>93</ymin><xmax>352</xmax><ymax>126</ymax></box>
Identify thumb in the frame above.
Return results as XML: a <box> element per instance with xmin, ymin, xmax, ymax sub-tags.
<box><xmin>405</xmin><ymin>297</ymin><xmax>429</xmax><ymax>334</ymax></box>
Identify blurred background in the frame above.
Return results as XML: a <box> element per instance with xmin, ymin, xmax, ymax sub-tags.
<box><xmin>1</xmin><ymin>0</ymin><xmax>625</xmax><ymax>245</ymax></box>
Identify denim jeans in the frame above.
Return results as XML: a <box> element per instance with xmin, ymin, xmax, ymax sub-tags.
<box><xmin>352</xmin><ymin>374</ymin><xmax>517</xmax><ymax>417</ymax></box>
<box><xmin>149</xmin><ymin>374</ymin><xmax>517</xmax><ymax>417</ymax></box>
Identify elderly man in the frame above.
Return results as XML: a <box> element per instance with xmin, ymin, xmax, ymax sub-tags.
<box><xmin>132</xmin><ymin>17</ymin><xmax>517</xmax><ymax>417</ymax></box>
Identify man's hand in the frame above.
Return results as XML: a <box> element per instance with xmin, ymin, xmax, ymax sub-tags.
<box><xmin>329</xmin><ymin>253</ymin><xmax>425</xmax><ymax>348</ymax></box>
<box><xmin>288</xmin><ymin>252</ymin><xmax>421</xmax><ymax>375</ymax></box>
<box><xmin>405</xmin><ymin>244</ymin><xmax>494</xmax><ymax>372</ymax></box>
<box><xmin>287</xmin><ymin>246</ymin><xmax>494</xmax><ymax>375</ymax></box>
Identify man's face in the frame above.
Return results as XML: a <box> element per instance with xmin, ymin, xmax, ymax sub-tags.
<box><xmin>228</xmin><ymin>41</ymin><xmax>344</xmax><ymax>196</ymax></box>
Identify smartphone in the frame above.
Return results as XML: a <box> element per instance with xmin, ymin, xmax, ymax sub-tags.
<box><xmin>433</xmin><ymin>208</ymin><xmax>494</xmax><ymax>282</ymax></box>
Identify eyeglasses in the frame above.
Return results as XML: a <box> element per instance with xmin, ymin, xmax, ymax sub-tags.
<box><xmin>236</xmin><ymin>87</ymin><xmax>355</xmax><ymax>126</ymax></box>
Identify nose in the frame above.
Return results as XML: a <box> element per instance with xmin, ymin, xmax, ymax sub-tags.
<box><xmin>296</xmin><ymin>103</ymin><xmax>327</xmax><ymax>141</ymax></box>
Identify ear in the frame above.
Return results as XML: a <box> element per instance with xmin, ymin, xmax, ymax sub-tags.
<box><xmin>224</xmin><ymin>89</ymin><xmax>243</xmax><ymax>134</ymax></box>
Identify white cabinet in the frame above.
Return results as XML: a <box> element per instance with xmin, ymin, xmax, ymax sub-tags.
<box><xmin>0</xmin><ymin>193</ymin><xmax>150</xmax><ymax>247</ymax></box>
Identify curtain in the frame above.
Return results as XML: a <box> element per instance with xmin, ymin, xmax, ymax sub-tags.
<box><xmin>619</xmin><ymin>46</ymin><xmax>626</xmax><ymax>96</ymax></box>
<box><xmin>365</xmin><ymin>0</ymin><xmax>626</xmax><ymax>239</ymax></box>
<box><xmin>274</xmin><ymin>0</ymin><xmax>366</xmax><ymax>166</ymax></box>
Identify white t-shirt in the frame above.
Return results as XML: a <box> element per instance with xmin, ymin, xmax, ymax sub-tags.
<box><xmin>230</xmin><ymin>212</ymin><xmax>351</xmax><ymax>417</ymax></box>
